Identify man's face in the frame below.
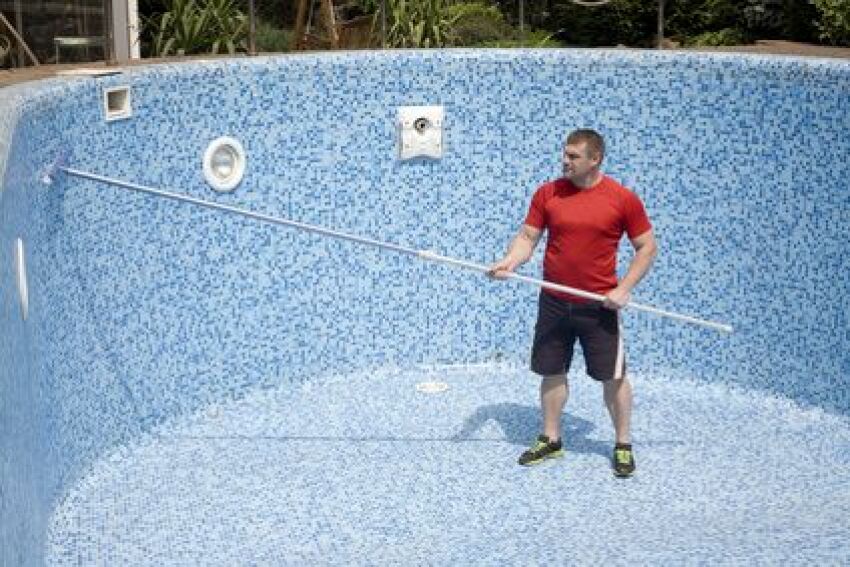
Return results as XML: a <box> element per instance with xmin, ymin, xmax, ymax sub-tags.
<box><xmin>562</xmin><ymin>142</ymin><xmax>600</xmax><ymax>180</ymax></box>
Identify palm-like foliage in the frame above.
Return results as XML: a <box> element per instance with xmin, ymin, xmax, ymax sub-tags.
<box><xmin>377</xmin><ymin>0</ymin><xmax>460</xmax><ymax>47</ymax></box>
<box><xmin>145</xmin><ymin>0</ymin><xmax>247</xmax><ymax>56</ymax></box>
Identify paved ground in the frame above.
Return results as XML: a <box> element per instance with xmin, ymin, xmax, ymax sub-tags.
<box><xmin>685</xmin><ymin>38</ymin><xmax>850</xmax><ymax>58</ymax></box>
<box><xmin>2</xmin><ymin>40</ymin><xmax>849</xmax><ymax>89</ymax></box>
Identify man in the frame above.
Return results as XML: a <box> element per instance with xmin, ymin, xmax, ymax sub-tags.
<box><xmin>488</xmin><ymin>129</ymin><xmax>657</xmax><ymax>477</ymax></box>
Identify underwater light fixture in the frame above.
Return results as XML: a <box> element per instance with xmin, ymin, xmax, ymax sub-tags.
<box><xmin>203</xmin><ymin>137</ymin><xmax>246</xmax><ymax>192</ymax></box>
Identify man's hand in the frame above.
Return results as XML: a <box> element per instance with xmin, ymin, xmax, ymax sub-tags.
<box><xmin>487</xmin><ymin>257</ymin><xmax>518</xmax><ymax>280</ymax></box>
<box><xmin>603</xmin><ymin>286</ymin><xmax>631</xmax><ymax>310</ymax></box>
<box><xmin>489</xmin><ymin>225</ymin><xmax>541</xmax><ymax>281</ymax></box>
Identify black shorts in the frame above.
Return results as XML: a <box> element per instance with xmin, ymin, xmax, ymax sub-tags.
<box><xmin>530</xmin><ymin>291</ymin><xmax>626</xmax><ymax>381</ymax></box>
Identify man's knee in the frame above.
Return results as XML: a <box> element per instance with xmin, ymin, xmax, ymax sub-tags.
<box><xmin>602</xmin><ymin>375</ymin><xmax>631</xmax><ymax>398</ymax></box>
<box><xmin>542</xmin><ymin>373</ymin><xmax>567</xmax><ymax>384</ymax></box>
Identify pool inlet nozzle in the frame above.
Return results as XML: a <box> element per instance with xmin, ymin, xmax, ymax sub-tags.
<box><xmin>41</xmin><ymin>152</ymin><xmax>68</xmax><ymax>186</ymax></box>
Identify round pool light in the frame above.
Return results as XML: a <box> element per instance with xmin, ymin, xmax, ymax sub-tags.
<box><xmin>203</xmin><ymin>137</ymin><xmax>246</xmax><ymax>192</ymax></box>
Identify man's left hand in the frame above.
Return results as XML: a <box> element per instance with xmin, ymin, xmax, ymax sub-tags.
<box><xmin>603</xmin><ymin>287</ymin><xmax>631</xmax><ymax>310</ymax></box>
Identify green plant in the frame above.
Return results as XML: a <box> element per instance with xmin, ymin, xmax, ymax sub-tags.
<box><xmin>781</xmin><ymin>0</ymin><xmax>819</xmax><ymax>42</ymax></box>
<box><xmin>478</xmin><ymin>30</ymin><xmax>565</xmax><ymax>48</ymax></box>
<box><xmin>144</xmin><ymin>0</ymin><xmax>247</xmax><ymax>56</ymax></box>
<box><xmin>684</xmin><ymin>26</ymin><xmax>747</xmax><ymax>46</ymax></box>
<box><xmin>375</xmin><ymin>0</ymin><xmax>459</xmax><ymax>47</ymax></box>
<box><xmin>548</xmin><ymin>0</ymin><xmax>658</xmax><ymax>47</ymax></box>
<box><xmin>665</xmin><ymin>0</ymin><xmax>741</xmax><ymax>39</ymax></box>
<box><xmin>812</xmin><ymin>0</ymin><xmax>850</xmax><ymax>45</ymax></box>
<box><xmin>205</xmin><ymin>0</ymin><xmax>248</xmax><ymax>53</ymax></box>
<box><xmin>255</xmin><ymin>20</ymin><xmax>292</xmax><ymax>52</ymax></box>
<box><xmin>444</xmin><ymin>2</ymin><xmax>511</xmax><ymax>46</ymax></box>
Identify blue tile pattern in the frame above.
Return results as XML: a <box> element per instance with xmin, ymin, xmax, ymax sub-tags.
<box><xmin>43</xmin><ymin>365</ymin><xmax>850</xmax><ymax>565</ymax></box>
<box><xmin>1</xmin><ymin>50</ymin><xmax>849</xmax><ymax>565</ymax></box>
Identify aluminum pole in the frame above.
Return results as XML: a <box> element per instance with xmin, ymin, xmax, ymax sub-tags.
<box><xmin>54</xmin><ymin>164</ymin><xmax>735</xmax><ymax>335</ymax></box>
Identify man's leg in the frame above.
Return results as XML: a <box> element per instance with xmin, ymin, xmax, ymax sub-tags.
<box><xmin>577</xmin><ymin>306</ymin><xmax>635</xmax><ymax>476</ymax></box>
<box><xmin>604</xmin><ymin>376</ymin><xmax>636</xmax><ymax>476</ymax></box>
<box><xmin>517</xmin><ymin>375</ymin><xmax>568</xmax><ymax>465</ymax></box>
<box><xmin>519</xmin><ymin>292</ymin><xmax>572</xmax><ymax>466</ymax></box>
<box><xmin>603</xmin><ymin>376</ymin><xmax>632</xmax><ymax>445</ymax></box>
<box><xmin>542</xmin><ymin>373</ymin><xmax>569</xmax><ymax>441</ymax></box>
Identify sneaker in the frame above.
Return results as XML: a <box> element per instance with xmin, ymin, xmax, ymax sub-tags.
<box><xmin>518</xmin><ymin>434</ymin><xmax>564</xmax><ymax>466</ymax></box>
<box><xmin>613</xmin><ymin>444</ymin><xmax>635</xmax><ymax>478</ymax></box>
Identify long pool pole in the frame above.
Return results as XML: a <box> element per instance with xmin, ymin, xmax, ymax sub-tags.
<box><xmin>55</xmin><ymin>165</ymin><xmax>734</xmax><ymax>334</ymax></box>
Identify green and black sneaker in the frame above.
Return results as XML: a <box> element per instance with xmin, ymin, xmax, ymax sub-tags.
<box><xmin>613</xmin><ymin>444</ymin><xmax>635</xmax><ymax>478</ymax></box>
<box><xmin>518</xmin><ymin>435</ymin><xmax>564</xmax><ymax>466</ymax></box>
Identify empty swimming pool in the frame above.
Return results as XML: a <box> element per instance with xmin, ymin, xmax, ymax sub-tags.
<box><xmin>1</xmin><ymin>50</ymin><xmax>849</xmax><ymax>565</ymax></box>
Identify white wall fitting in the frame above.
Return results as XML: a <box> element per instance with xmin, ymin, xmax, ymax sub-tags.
<box><xmin>398</xmin><ymin>106</ymin><xmax>444</xmax><ymax>160</ymax></box>
<box><xmin>103</xmin><ymin>86</ymin><xmax>132</xmax><ymax>122</ymax></box>
<box><xmin>203</xmin><ymin>137</ymin><xmax>247</xmax><ymax>192</ymax></box>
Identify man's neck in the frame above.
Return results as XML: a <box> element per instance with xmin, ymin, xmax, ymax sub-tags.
<box><xmin>571</xmin><ymin>170</ymin><xmax>603</xmax><ymax>190</ymax></box>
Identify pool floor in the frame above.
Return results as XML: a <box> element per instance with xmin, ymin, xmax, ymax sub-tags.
<box><xmin>46</xmin><ymin>364</ymin><xmax>850</xmax><ymax>565</ymax></box>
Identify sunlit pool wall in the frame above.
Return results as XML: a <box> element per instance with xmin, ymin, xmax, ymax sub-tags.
<box><xmin>1</xmin><ymin>51</ymin><xmax>849</xmax><ymax>565</ymax></box>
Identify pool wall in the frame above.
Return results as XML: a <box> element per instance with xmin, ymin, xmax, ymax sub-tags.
<box><xmin>1</xmin><ymin>50</ymin><xmax>849</xmax><ymax>565</ymax></box>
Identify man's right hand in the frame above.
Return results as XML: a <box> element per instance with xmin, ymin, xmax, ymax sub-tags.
<box><xmin>487</xmin><ymin>257</ymin><xmax>518</xmax><ymax>280</ymax></box>
<box><xmin>488</xmin><ymin>224</ymin><xmax>540</xmax><ymax>280</ymax></box>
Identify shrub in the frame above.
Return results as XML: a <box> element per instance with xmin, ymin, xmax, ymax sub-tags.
<box><xmin>812</xmin><ymin>0</ymin><xmax>850</xmax><ymax>45</ymax></box>
<box><xmin>145</xmin><ymin>0</ymin><xmax>247</xmax><ymax>56</ymax></box>
<box><xmin>445</xmin><ymin>2</ymin><xmax>511</xmax><ymax>46</ymax></box>
<box><xmin>255</xmin><ymin>20</ymin><xmax>292</xmax><ymax>52</ymax></box>
<box><xmin>541</xmin><ymin>0</ymin><xmax>789</xmax><ymax>47</ymax></box>
<box><xmin>375</xmin><ymin>0</ymin><xmax>459</xmax><ymax>47</ymax></box>
<box><xmin>665</xmin><ymin>0</ymin><xmax>741</xmax><ymax>39</ymax></box>
<box><xmin>662</xmin><ymin>1</ymin><xmax>756</xmax><ymax>47</ymax></box>
<box><xmin>684</xmin><ymin>27</ymin><xmax>747</xmax><ymax>46</ymax></box>
<box><xmin>548</xmin><ymin>0</ymin><xmax>659</xmax><ymax>47</ymax></box>
<box><xmin>478</xmin><ymin>30</ymin><xmax>565</xmax><ymax>48</ymax></box>
<box><xmin>780</xmin><ymin>0</ymin><xmax>819</xmax><ymax>42</ymax></box>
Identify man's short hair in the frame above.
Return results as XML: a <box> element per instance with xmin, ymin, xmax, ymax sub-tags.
<box><xmin>566</xmin><ymin>129</ymin><xmax>605</xmax><ymax>162</ymax></box>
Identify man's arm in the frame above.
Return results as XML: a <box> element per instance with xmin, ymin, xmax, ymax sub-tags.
<box><xmin>488</xmin><ymin>224</ymin><xmax>543</xmax><ymax>279</ymax></box>
<box><xmin>604</xmin><ymin>230</ymin><xmax>658</xmax><ymax>309</ymax></box>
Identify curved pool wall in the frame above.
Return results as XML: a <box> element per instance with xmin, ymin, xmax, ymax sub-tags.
<box><xmin>1</xmin><ymin>50</ymin><xmax>849</xmax><ymax>564</ymax></box>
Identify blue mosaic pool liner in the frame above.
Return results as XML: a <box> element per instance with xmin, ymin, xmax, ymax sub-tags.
<box><xmin>1</xmin><ymin>49</ymin><xmax>849</xmax><ymax>564</ymax></box>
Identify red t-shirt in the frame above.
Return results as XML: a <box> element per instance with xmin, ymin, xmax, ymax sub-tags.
<box><xmin>524</xmin><ymin>175</ymin><xmax>652</xmax><ymax>303</ymax></box>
